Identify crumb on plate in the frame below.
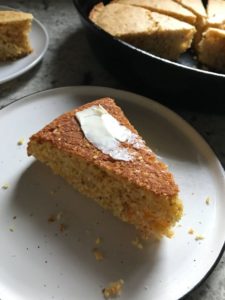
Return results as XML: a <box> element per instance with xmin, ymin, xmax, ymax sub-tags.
<box><xmin>195</xmin><ymin>234</ymin><xmax>204</xmax><ymax>241</ymax></box>
<box><xmin>17</xmin><ymin>138</ymin><xmax>24</xmax><ymax>146</ymax></box>
<box><xmin>132</xmin><ymin>237</ymin><xmax>143</xmax><ymax>250</ymax></box>
<box><xmin>205</xmin><ymin>197</ymin><xmax>211</xmax><ymax>205</ymax></box>
<box><xmin>188</xmin><ymin>228</ymin><xmax>194</xmax><ymax>235</ymax></box>
<box><xmin>2</xmin><ymin>183</ymin><xmax>9</xmax><ymax>190</ymax></box>
<box><xmin>93</xmin><ymin>248</ymin><xmax>104</xmax><ymax>261</ymax></box>
<box><xmin>95</xmin><ymin>237</ymin><xmax>102</xmax><ymax>245</ymax></box>
<box><xmin>102</xmin><ymin>279</ymin><xmax>124</xmax><ymax>299</ymax></box>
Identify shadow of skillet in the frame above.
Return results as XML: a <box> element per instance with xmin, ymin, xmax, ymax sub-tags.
<box><xmin>10</xmin><ymin>160</ymin><xmax>161</xmax><ymax>297</ymax></box>
<box><xmin>48</xmin><ymin>28</ymin><xmax>124</xmax><ymax>89</ymax></box>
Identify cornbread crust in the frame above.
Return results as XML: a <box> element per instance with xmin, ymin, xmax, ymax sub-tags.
<box><xmin>0</xmin><ymin>10</ymin><xmax>33</xmax><ymax>61</ymax></box>
<box><xmin>113</xmin><ymin>0</ymin><xmax>197</xmax><ymax>25</ymax></box>
<box><xmin>89</xmin><ymin>3</ymin><xmax>195</xmax><ymax>60</ymax></box>
<box><xmin>198</xmin><ymin>28</ymin><xmax>225</xmax><ymax>72</ymax></box>
<box><xmin>89</xmin><ymin>2</ymin><xmax>104</xmax><ymax>23</ymax></box>
<box><xmin>28</xmin><ymin>98</ymin><xmax>183</xmax><ymax>239</ymax></box>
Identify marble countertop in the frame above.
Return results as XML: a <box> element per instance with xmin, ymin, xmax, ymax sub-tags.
<box><xmin>0</xmin><ymin>0</ymin><xmax>224</xmax><ymax>299</ymax></box>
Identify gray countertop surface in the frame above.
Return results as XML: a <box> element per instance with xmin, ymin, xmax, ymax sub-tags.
<box><xmin>0</xmin><ymin>0</ymin><xmax>225</xmax><ymax>299</ymax></box>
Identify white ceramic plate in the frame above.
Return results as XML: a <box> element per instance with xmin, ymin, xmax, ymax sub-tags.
<box><xmin>0</xmin><ymin>86</ymin><xmax>224</xmax><ymax>300</ymax></box>
<box><xmin>0</xmin><ymin>6</ymin><xmax>48</xmax><ymax>84</ymax></box>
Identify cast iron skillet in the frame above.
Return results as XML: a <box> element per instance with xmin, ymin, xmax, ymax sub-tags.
<box><xmin>73</xmin><ymin>0</ymin><xmax>225</xmax><ymax>108</ymax></box>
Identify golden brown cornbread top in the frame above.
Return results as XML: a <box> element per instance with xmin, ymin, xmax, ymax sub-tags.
<box><xmin>90</xmin><ymin>3</ymin><xmax>194</xmax><ymax>37</ymax></box>
<box><xmin>207</xmin><ymin>0</ymin><xmax>225</xmax><ymax>28</ymax></box>
<box><xmin>90</xmin><ymin>3</ymin><xmax>158</xmax><ymax>36</ymax></box>
<box><xmin>174</xmin><ymin>0</ymin><xmax>207</xmax><ymax>18</ymax></box>
<box><xmin>28</xmin><ymin>98</ymin><xmax>179</xmax><ymax>197</ymax></box>
<box><xmin>113</xmin><ymin>0</ymin><xmax>196</xmax><ymax>25</ymax></box>
<box><xmin>0</xmin><ymin>11</ymin><xmax>33</xmax><ymax>24</ymax></box>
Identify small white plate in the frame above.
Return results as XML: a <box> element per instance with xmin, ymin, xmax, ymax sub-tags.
<box><xmin>0</xmin><ymin>6</ymin><xmax>48</xmax><ymax>84</ymax></box>
<box><xmin>0</xmin><ymin>86</ymin><xmax>224</xmax><ymax>300</ymax></box>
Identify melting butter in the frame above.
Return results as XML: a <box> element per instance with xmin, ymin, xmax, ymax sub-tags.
<box><xmin>75</xmin><ymin>105</ymin><xmax>144</xmax><ymax>161</ymax></box>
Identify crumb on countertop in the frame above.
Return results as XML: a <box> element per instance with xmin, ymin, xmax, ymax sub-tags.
<box><xmin>132</xmin><ymin>237</ymin><xmax>143</xmax><ymax>250</ymax></box>
<box><xmin>17</xmin><ymin>138</ymin><xmax>24</xmax><ymax>146</ymax></box>
<box><xmin>102</xmin><ymin>279</ymin><xmax>124</xmax><ymax>299</ymax></box>
<box><xmin>195</xmin><ymin>234</ymin><xmax>204</xmax><ymax>241</ymax></box>
<box><xmin>205</xmin><ymin>197</ymin><xmax>211</xmax><ymax>205</ymax></box>
<box><xmin>2</xmin><ymin>183</ymin><xmax>9</xmax><ymax>190</ymax></box>
<box><xmin>188</xmin><ymin>228</ymin><xmax>194</xmax><ymax>235</ymax></box>
<box><xmin>93</xmin><ymin>248</ymin><xmax>104</xmax><ymax>261</ymax></box>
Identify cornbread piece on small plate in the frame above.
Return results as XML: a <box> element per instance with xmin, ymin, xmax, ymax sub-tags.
<box><xmin>89</xmin><ymin>3</ymin><xmax>196</xmax><ymax>60</ymax></box>
<box><xmin>0</xmin><ymin>10</ymin><xmax>33</xmax><ymax>61</ymax></box>
<box><xmin>28</xmin><ymin>97</ymin><xmax>183</xmax><ymax>239</ymax></box>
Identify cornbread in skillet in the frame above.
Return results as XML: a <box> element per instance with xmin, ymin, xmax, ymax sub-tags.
<box><xmin>198</xmin><ymin>27</ymin><xmax>225</xmax><ymax>71</ymax></box>
<box><xmin>207</xmin><ymin>0</ymin><xmax>225</xmax><ymax>29</ymax></box>
<box><xmin>113</xmin><ymin>0</ymin><xmax>196</xmax><ymax>25</ymax></box>
<box><xmin>89</xmin><ymin>2</ymin><xmax>104</xmax><ymax>23</ymax></box>
<box><xmin>89</xmin><ymin>3</ymin><xmax>195</xmax><ymax>60</ymax></box>
<box><xmin>0</xmin><ymin>10</ymin><xmax>33</xmax><ymax>61</ymax></box>
<box><xmin>27</xmin><ymin>98</ymin><xmax>183</xmax><ymax>239</ymax></box>
<box><xmin>173</xmin><ymin>0</ymin><xmax>207</xmax><ymax>47</ymax></box>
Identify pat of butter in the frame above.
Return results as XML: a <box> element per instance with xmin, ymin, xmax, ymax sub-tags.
<box><xmin>76</xmin><ymin>105</ymin><xmax>143</xmax><ymax>161</ymax></box>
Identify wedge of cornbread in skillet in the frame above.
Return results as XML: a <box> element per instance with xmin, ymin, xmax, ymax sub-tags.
<box><xmin>198</xmin><ymin>27</ymin><xmax>225</xmax><ymax>72</ymax></box>
<box><xmin>27</xmin><ymin>98</ymin><xmax>183</xmax><ymax>239</ymax></box>
<box><xmin>207</xmin><ymin>0</ymin><xmax>225</xmax><ymax>29</ymax></box>
<box><xmin>0</xmin><ymin>10</ymin><xmax>33</xmax><ymax>61</ymax></box>
<box><xmin>113</xmin><ymin>0</ymin><xmax>196</xmax><ymax>25</ymax></box>
<box><xmin>173</xmin><ymin>0</ymin><xmax>207</xmax><ymax>47</ymax></box>
<box><xmin>89</xmin><ymin>3</ymin><xmax>196</xmax><ymax>60</ymax></box>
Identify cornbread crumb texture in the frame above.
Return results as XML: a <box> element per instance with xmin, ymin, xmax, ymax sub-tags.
<box><xmin>198</xmin><ymin>28</ymin><xmax>225</xmax><ymax>71</ymax></box>
<box><xmin>90</xmin><ymin>3</ymin><xmax>195</xmax><ymax>60</ymax></box>
<box><xmin>27</xmin><ymin>97</ymin><xmax>183</xmax><ymax>240</ymax></box>
<box><xmin>0</xmin><ymin>10</ymin><xmax>33</xmax><ymax>61</ymax></box>
<box><xmin>103</xmin><ymin>279</ymin><xmax>124</xmax><ymax>299</ymax></box>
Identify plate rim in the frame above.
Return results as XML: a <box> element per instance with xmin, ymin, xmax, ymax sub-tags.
<box><xmin>0</xmin><ymin>5</ymin><xmax>49</xmax><ymax>84</ymax></box>
<box><xmin>0</xmin><ymin>85</ymin><xmax>225</xmax><ymax>300</ymax></box>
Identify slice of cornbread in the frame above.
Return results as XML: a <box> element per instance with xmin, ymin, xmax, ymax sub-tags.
<box><xmin>89</xmin><ymin>3</ymin><xmax>196</xmax><ymax>60</ymax></box>
<box><xmin>207</xmin><ymin>0</ymin><xmax>225</xmax><ymax>29</ymax></box>
<box><xmin>173</xmin><ymin>0</ymin><xmax>207</xmax><ymax>47</ymax></box>
<box><xmin>198</xmin><ymin>27</ymin><xmax>225</xmax><ymax>72</ymax></box>
<box><xmin>113</xmin><ymin>0</ymin><xmax>196</xmax><ymax>25</ymax></box>
<box><xmin>27</xmin><ymin>98</ymin><xmax>183</xmax><ymax>239</ymax></box>
<box><xmin>0</xmin><ymin>10</ymin><xmax>33</xmax><ymax>61</ymax></box>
